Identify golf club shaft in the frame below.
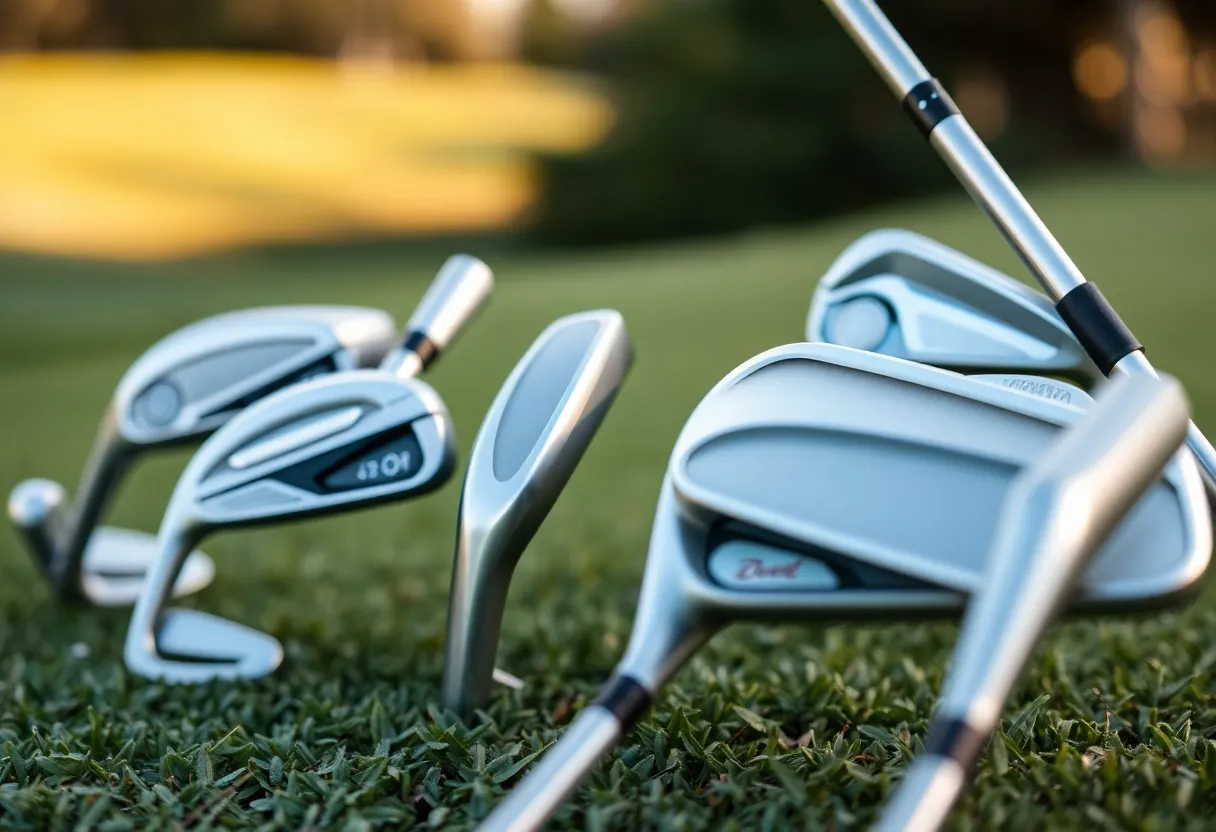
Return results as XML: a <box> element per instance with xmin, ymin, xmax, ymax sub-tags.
<box><xmin>877</xmin><ymin>374</ymin><xmax>1190</xmax><ymax>832</ymax></box>
<box><xmin>479</xmin><ymin>705</ymin><xmax>623</xmax><ymax>832</ymax></box>
<box><xmin>822</xmin><ymin>0</ymin><xmax>1216</xmax><ymax>498</ymax></box>
<box><xmin>874</xmin><ymin>756</ymin><xmax>964</xmax><ymax>832</ymax></box>
<box><xmin>480</xmin><ymin>597</ymin><xmax>710</xmax><ymax>831</ymax></box>
<box><xmin>54</xmin><ymin>412</ymin><xmax>131</xmax><ymax>601</ymax></box>
<box><xmin>381</xmin><ymin>254</ymin><xmax>493</xmax><ymax>380</ymax></box>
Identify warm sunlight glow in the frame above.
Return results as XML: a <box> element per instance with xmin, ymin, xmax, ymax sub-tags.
<box><xmin>0</xmin><ymin>54</ymin><xmax>614</xmax><ymax>260</ymax></box>
<box><xmin>1136</xmin><ymin>9</ymin><xmax>1192</xmax><ymax>106</ymax></box>
<box><xmin>1074</xmin><ymin>42</ymin><xmax>1128</xmax><ymax>102</ymax></box>
<box><xmin>1195</xmin><ymin>49</ymin><xmax>1216</xmax><ymax>102</ymax></box>
<box><xmin>1136</xmin><ymin>106</ymin><xmax>1187</xmax><ymax>159</ymax></box>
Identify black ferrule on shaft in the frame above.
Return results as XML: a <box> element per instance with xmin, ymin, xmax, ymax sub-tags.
<box><xmin>593</xmin><ymin>674</ymin><xmax>652</xmax><ymax>730</ymax></box>
<box><xmin>903</xmin><ymin>79</ymin><xmax>960</xmax><ymax>137</ymax></box>
<box><xmin>921</xmin><ymin>717</ymin><xmax>989</xmax><ymax>770</ymax></box>
<box><xmin>1055</xmin><ymin>283</ymin><xmax>1143</xmax><ymax>376</ymax></box>
<box><xmin>402</xmin><ymin>331</ymin><xmax>439</xmax><ymax>371</ymax></box>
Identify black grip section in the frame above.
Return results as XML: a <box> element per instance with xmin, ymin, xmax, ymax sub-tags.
<box><xmin>593</xmin><ymin>674</ymin><xmax>652</xmax><ymax>730</ymax></box>
<box><xmin>903</xmin><ymin>79</ymin><xmax>960</xmax><ymax>137</ymax></box>
<box><xmin>1055</xmin><ymin>283</ymin><xmax>1143</xmax><ymax>376</ymax></box>
<box><xmin>402</xmin><ymin>331</ymin><xmax>439</xmax><ymax>371</ymax></box>
<box><xmin>922</xmin><ymin>717</ymin><xmax>988</xmax><ymax>769</ymax></box>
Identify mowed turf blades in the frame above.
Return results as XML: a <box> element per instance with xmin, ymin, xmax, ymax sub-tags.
<box><xmin>2</xmin><ymin>172</ymin><xmax>1216</xmax><ymax>829</ymax></box>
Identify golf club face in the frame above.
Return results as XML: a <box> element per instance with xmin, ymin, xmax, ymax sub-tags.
<box><xmin>619</xmin><ymin>343</ymin><xmax>1207</xmax><ymax>693</ymax></box>
<box><xmin>674</xmin><ymin>344</ymin><xmax>1204</xmax><ymax>604</ymax></box>
<box><xmin>123</xmin><ymin>371</ymin><xmax>456</xmax><ymax>682</ymax></box>
<box><xmin>183</xmin><ymin>372</ymin><xmax>455</xmax><ymax>529</ymax></box>
<box><xmin>442</xmin><ymin>310</ymin><xmax>633</xmax><ymax>717</ymax></box>
<box><xmin>807</xmin><ymin>230</ymin><xmax>1100</xmax><ymax>385</ymax></box>
<box><xmin>8</xmin><ymin>305</ymin><xmax>398</xmax><ymax>605</ymax></box>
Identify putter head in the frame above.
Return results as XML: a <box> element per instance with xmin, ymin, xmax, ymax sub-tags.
<box><xmin>807</xmin><ymin>230</ymin><xmax>1100</xmax><ymax>384</ymax></box>
<box><xmin>617</xmin><ymin>343</ymin><xmax>1209</xmax><ymax>693</ymax></box>
<box><xmin>124</xmin><ymin>371</ymin><xmax>456</xmax><ymax>682</ymax></box>
<box><xmin>442</xmin><ymin>310</ymin><xmax>633</xmax><ymax>716</ymax></box>
<box><xmin>10</xmin><ymin>304</ymin><xmax>397</xmax><ymax>605</ymax></box>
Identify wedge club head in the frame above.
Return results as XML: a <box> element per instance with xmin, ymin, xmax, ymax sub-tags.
<box><xmin>876</xmin><ymin>373</ymin><xmax>1192</xmax><ymax>832</ymax></box>
<box><xmin>442</xmin><ymin>310</ymin><xmax>633</xmax><ymax>718</ymax></box>
<box><xmin>807</xmin><ymin>229</ymin><xmax>1100</xmax><ymax>385</ymax></box>
<box><xmin>9</xmin><ymin>304</ymin><xmax>398</xmax><ymax>606</ymax></box>
<box><xmin>478</xmin><ymin>344</ymin><xmax>1209</xmax><ymax>832</ymax></box>
<box><xmin>123</xmin><ymin>255</ymin><xmax>492</xmax><ymax>683</ymax></box>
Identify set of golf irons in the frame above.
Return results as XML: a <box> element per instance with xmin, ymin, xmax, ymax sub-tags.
<box><xmin>8</xmin><ymin>1</ymin><xmax>1216</xmax><ymax>829</ymax></box>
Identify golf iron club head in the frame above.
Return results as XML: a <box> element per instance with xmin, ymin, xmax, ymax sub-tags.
<box><xmin>442</xmin><ymin>310</ymin><xmax>633</xmax><ymax>718</ymax></box>
<box><xmin>806</xmin><ymin>229</ymin><xmax>1101</xmax><ymax>386</ymax></box>
<box><xmin>875</xmin><ymin>372</ymin><xmax>1191</xmax><ymax>832</ymax></box>
<box><xmin>123</xmin><ymin>255</ymin><xmax>493</xmax><ymax>683</ymax></box>
<box><xmin>477</xmin><ymin>343</ymin><xmax>1210</xmax><ymax>832</ymax></box>
<box><xmin>9</xmin><ymin>304</ymin><xmax>399</xmax><ymax>606</ymax></box>
<box><xmin>819</xmin><ymin>0</ymin><xmax>1216</xmax><ymax>502</ymax></box>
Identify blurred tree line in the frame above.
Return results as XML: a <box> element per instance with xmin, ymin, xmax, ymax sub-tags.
<box><xmin>5</xmin><ymin>0</ymin><xmax>1213</xmax><ymax>245</ymax></box>
<box><xmin>0</xmin><ymin>0</ymin><xmax>479</xmax><ymax>60</ymax></box>
<box><xmin>524</xmin><ymin>0</ymin><xmax>1216</xmax><ymax>244</ymax></box>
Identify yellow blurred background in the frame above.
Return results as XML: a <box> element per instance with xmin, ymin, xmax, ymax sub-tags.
<box><xmin>0</xmin><ymin>54</ymin><xmax>611</xmax><ymax>259</ymax></box>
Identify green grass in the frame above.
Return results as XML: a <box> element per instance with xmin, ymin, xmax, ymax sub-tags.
<box><xmin>3</xmin><ymin>170</ymin><xmax>1216</xmax><ymax>830</ymax></box>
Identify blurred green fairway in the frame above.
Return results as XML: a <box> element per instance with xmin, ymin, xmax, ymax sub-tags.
<box><xmin>3</xmin><ymin>171</ymin><xmax>1216</xmax><ymax>829</ymax></box>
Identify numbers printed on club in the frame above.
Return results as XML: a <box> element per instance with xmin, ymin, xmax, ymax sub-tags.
<box><xmin>322</xmin><ymin>430</ymin><xmax>425</xmax><ymax>492</ymax></box>
<box><xmin>356</xmin><ymin>450</ymin><xmax>413</xmax><ymax>482</ymax></box>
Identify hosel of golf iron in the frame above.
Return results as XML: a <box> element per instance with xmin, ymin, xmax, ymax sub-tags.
<box><xmin>442</xmin><ymin>517</ymin><xmax>517</xmax><ymax>717</ymax></box>
<box><xmin>123</xmin><ymin>505</ymin><xmax>208</xmax><ymax>676</ymax></box>
<box><xmin>51</xmin><ymin>409</ymin><xmax>134</xmax><ymax>602</ymax></box>
<box><xmin>821</xmin><ymin>0</ymin><xmax>1216</xmax><ymax>503</ymax></box>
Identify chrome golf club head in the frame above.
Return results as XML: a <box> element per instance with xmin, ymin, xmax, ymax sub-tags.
<box><xmin>820</xmin><ymin>0</ymin><xmax>1216</xmax><ymax>499</ymax></box>
<box><xmin>9</xmin><ymin>304</ymin><xmax>398</xmax><ymax>606</ymax></box>
<box><xmin>479</xmin><ymin>344</ymin><xmax>1209</xmax><ymax>832</ymax></box>
<box><xmin>875</xmin><ymin>373</ymin><xmax>1193</xmax><ymax>832</ymax></box>
<box><xmin>442</xmin><ymin>310</ymin><xmax>633</xmax><ymax>718</ymax></box>
<box><xmin>807</xmin><ymin>229</ymin><xmax>1100</xmax><ymax>385</ymax></box>
<box><xmin>124</xmin><ymin>255</ymin><xmax>493</xmax><ymax>683</ymax></box>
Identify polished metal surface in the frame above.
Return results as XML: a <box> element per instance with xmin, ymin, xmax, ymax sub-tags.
<box><xmin>123</xmin><ymin>372</ymin><xmax>455</xmax><ymax>682</ymax></box>
<box><xmin>970</xmin><ymin>374</ymin><xmax>1092</xmax><ymax>407</ymax></box>
<box><xmin>821</xmin><ymin>0</ymin><xmax>930</xmax><ymax>102</ymax></box>
<box><xmin>875</xmin><ymin>373</ymin><xmax>1193</xmax><ymax>832</ymax></box>
<box><xmin>808</xmin><ymin>230</ymin><xmax>1099</xmax><ymax>384</ymax></box>
<box><xmin>381</xmin><ymin>254</ymin><xmax>494</xmax><ymax>379</ymax></box>
<box><xmin>124</xmin><ymin>255</ymin><xmax>491</xmax><ymax>682</ymax></box>
<box><xmin>821</xmin><ymin>0</ymin><xmax>1216</xmax><ymax>499</ymax></box>
<box><xmin>9</xmin><ymin>305</ymin><xmax>397</xmax><ymax>606</ymax></box>
<box><xmin>442</xmin><ymin>310</ymin><xmax>632</xmax><ymax>717</ymax></box>
<box><xmin>1115</xmin><ymin>350</ymin><xmax>1216</xmax><ymax>495</ymax></box>
<box><xmin>477</xmin><ymin>344</ymin><xmax>1210</xmax><ymax>832</ymax></box>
